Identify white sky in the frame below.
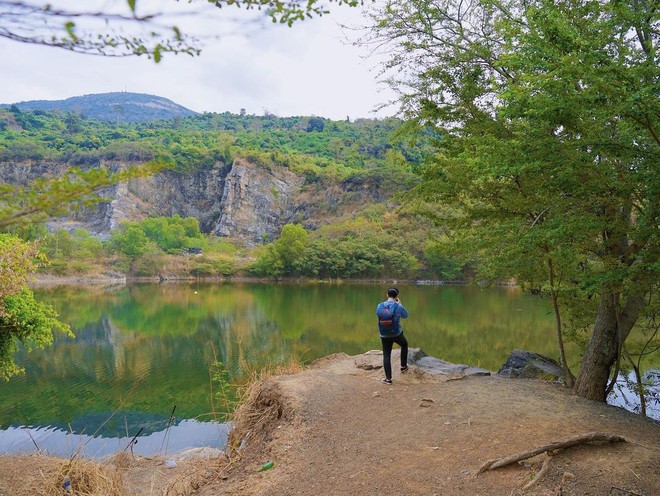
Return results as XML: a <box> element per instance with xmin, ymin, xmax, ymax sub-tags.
<box><xmin>0</xmin><ymin>1</ymin><xmax>396</xmax><ymax>120</ymax></box>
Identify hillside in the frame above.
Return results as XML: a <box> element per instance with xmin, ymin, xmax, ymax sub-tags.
<box><xmin>1</xmin><ymin>92</ymin><xmax>197</xmax><ymax>122</ymax></box>
<box><xmin>0</xmin><ymin>103</ymin><xmax>425</xmax><ymax>242</ymax></box>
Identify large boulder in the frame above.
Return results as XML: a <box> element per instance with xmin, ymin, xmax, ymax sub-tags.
<box><xmin>408</xmin><ymin>348</ymin><xmax>491</xmax><ymax>376</ymax></box>
<box><xmin>497</xmin><ymin>349</ymin><xmax>564</xmax><ymax>380</ymax></box>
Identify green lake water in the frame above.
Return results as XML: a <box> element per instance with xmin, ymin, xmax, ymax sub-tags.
<box><xmin>0</xmin><ymin>283</ymin><xmax>654</xmax><ymax>457</ymax></box>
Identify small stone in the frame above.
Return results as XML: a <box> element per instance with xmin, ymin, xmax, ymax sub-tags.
<box><xmin>372</xmin><ymin>392</ymin><xmax>381</xmax><ymax>398</ymax></box>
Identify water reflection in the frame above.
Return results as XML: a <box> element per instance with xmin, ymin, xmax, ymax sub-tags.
<box><xmin>0</xmin><ymin>420</ymin><xmax>229</xmax><ymax>458</ymax></box>
<box><xmin>0</xmin><ymin>282</ymin><xmax>655</xmax><ymax>457</ymax></box>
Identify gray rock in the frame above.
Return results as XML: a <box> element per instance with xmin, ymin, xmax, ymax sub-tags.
<box><xmin>214</xmin><ymin>159</ymin><xmax>303</xmax><ymax>244</ymax></box>
<box><xmin>0</xmin><ymin>157</ymin><xmax>393</xmax><ymax>244</ymax></box>
<box><xmin>407</xmin><ymin>348</ymin><xmax>491</xmax><ymax>376</ymax></box>
<box><xmin>497</xmin><ymin>349</ymin><xmax>564</xmax><ymax>380</ymax></box>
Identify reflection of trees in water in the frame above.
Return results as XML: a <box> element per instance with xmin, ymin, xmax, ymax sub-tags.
<box><xmin>62</xmin><ymin>410</ymin><xmax>171</xmax><ymax>437</ymax></box>
<box><xmin>7</xmin><ymin>283</ymin><xmax>654</xmax><ymax>433</ymax></box>
<box><xmin>204</xmin><ymin>306</ymin><xmax>284</xmax><ymax>377</ymax></box>
<box><xmin>608</xmin><ymin>371</ymin><xmax>660</xmax><ymax>421</ymax></box>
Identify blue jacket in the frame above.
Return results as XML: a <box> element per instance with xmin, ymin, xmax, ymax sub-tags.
<box><xmin>376</xmin><ymin>300</ymin><xmax>409</xmax><ymax>338</ymax></box>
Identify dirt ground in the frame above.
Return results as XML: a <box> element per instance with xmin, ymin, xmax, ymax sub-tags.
<box><xmin>1</xmin><ymin>351</ymin><xmax>659</xmax><ymax>495</ymax></box>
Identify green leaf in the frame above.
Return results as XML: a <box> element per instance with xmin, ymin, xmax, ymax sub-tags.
<box><xmin>64</xmin><ymin>21</ymin><xmax>78</xmax><ymax>42</ymax></box>
<box><xmin>153</xmin><ymin>44</ymin><xmax>162</xmax><ymax>63</ymax></box>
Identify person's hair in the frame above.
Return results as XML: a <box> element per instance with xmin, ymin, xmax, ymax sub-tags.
<box><xmin>387</xmin><ymin>288</ymin><xmax>399</xmax><ymax>298</ymax></box>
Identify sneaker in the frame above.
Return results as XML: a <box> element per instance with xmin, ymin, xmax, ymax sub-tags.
<box><xmin>381</xmin><ymin>378</ymin><xmax>392</xmax><ymax>385</ymax></box>
<box><xmin>400</xmin><ymin>366</ymin><xmax>409</xmax><ymax>372</ymax></box>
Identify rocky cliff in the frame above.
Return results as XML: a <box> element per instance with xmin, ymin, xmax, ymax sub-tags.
<box><xmin>213</xmin><ymin>159</ymin><xmax>304</xmax><ymax>242</ymax></box>
<box><xmin>1</xmin><ymin>158</ymin><xmax>387</xmax><ymax>244</ymax></box>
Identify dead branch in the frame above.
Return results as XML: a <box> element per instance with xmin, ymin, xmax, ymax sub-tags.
<box><xmin>476</xmin><ymin>432</ymin><xmax>626</xmax><ymax>475</ymax></box>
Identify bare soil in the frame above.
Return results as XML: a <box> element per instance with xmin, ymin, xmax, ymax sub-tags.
<box><xmin>1</xmin><ymin>352</ymin><xmax>659</xmax><ymax>495</ymax></box>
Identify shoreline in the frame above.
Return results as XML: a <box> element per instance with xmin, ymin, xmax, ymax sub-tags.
<box><xmin>2</xmin><ymin>351</ymin><xmax>657</xmax><ymax>495</ymax></box>
<box><xmin>29</xmin><ymin>273</ymin><xmax>512</xmax><ymax>287</ymax></box>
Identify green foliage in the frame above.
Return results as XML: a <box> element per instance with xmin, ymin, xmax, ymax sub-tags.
<box><xmin>423</xmin><ymin>241</ymin><xmax>465</xmax><ymax>281</ymax></box>
<box><xmin>368</xmin><ymin>0</ymin><xmax>659</xmax><ymax>398</ymax></box>
<box><xmin>251</xmin><ymin>216</ymin><xmax>445</xmax><ymax>279</ymax></box>
<box><xmin>140</xmin><ymin>215</ymin><xmax>203</xmax><ymax>253</ymax></box>
<box><xmin>189</xmin><ymin>255</ymin><xmax>236</xmax><ymax>277</ymax></box>
<box><xmin>110</xmin><ymin>214</ymin><xmax>203</xmax><ymax>260</ymax></box>
<box><xmin>41</xmin><ymin>228</ymin><xmax>103</xmax><ymax>260</ymax></box>
<box><xmin>130</xmin><ymin>253</ymin><xmax>166</xmax><ymax>277</ymax></box>
<box><xmin>0</xmin><ymin>234</ymin><xmax>72</xmax><ymax>380</ymax></box>
<box><xmin>111</xmin><ymin>223</ymin><xmax>153</xmax><ymax>260</ymax></box>
<box><xmin>251</xmin><ymin>224</ymin><xmax>309</xmax><ymax>277</ymax></box>
<box><xmin>202</xmin><ymin>236</ymin><xmax>239</xmax><ymax>256</ymax></box>
<box><xmin>211</xmin><ymin>360</ymin><xmax>236</xmax><ymax>416</ymax></box>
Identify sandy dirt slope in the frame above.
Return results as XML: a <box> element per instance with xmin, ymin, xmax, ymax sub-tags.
<box><xmin>202</xmin><ymin>352</ymin><xmax>659</xmax><ymax>496</ymax></box>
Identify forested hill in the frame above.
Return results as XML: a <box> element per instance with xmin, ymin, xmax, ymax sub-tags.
<box><xmin>0</xmin><ymin>104</ymin><xmax>444</xmax><ymax>262</ymax></box>
<box><xmin>1</xmin><ymin>92</ymin><xmax>197</xmax><ymax>123</ymax></box>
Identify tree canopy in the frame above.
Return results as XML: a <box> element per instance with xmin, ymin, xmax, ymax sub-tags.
<box><xmin>0</xmin><ymin>0</ymin><xmax>362</xmax><ymax>60</ymax></box>
<box><xmin>364</xmin><ymin>0</ymin><xmax>658</xmax><ymax>400</ymax></box>
<box><xmin>0</xmin><ymin>234</ymin><xmax>71</xmax><ymax>380</ymax></box>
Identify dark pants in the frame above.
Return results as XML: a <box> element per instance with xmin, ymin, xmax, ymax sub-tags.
<box><xmin>381</xmin><ymin>333</ymin><xmax>408</xmax><ymax>380</ymax></box>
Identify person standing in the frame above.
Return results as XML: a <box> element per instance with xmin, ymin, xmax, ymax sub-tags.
<box><xmin>376</xmin><ymin>287</ymin><xmax>409</xmax><ymax>384</ymax></box>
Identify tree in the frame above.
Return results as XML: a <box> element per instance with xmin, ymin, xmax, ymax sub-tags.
<box><xmin>110</xmin><ymin>222</ymin><xmax>152</xmax><ymax>259</ymax></box>
<box><xmin>0</xmin><ymin>234</ymin><xmax>71</xmax><ymax>380</ymax></box>
<box><xmin>307</xmin><ymin>117</ymin><xmax>326</xmax><ymax>132</ymax></box>
<box><xmin>0</xmin><ymin>0</ymin><xmax>361</xmax><ymax>60</ymax></box>
<box><xmin>252</xmin><ymin>224</ymin><xmax>309</xmax><ymax>276</ymax></box>
<box><xmin>364</xmin><ymin>0</ymin><xmax>658</xmax><ymax>401</ymax></box>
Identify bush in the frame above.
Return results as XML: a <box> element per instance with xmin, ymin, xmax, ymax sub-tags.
<box><xmin>189</xmin><ymin>255</ymin><xmax>236</xmax><ymax>277</ymax></box>
<box><xmin>130</xmin><ymin>253</ymin><xmax>165</xmax><ymax>276</ymax></box>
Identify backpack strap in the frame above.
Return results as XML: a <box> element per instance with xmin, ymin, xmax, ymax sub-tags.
<box><xmin>389</xmin><ymin>302</ymin><xmax>398</xmax><ymax>319</ymax></box>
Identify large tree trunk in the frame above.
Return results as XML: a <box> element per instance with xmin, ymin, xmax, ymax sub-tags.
<box><xmin>574</xmin><ymin>289</ymin><xmax>646</xmax><ymax>401</ymax></box>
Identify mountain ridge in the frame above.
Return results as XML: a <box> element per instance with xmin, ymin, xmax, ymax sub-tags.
<box><xmin>1</xmin><ymin>92</ymin><xmax>197</xmax><ymax>123</ymax></box>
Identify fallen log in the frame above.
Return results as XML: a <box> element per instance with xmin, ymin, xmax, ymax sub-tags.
<box><xmin>476</xmin><ymin>432</ymin><xmax>626</xmax><ymax>476</ymax></box>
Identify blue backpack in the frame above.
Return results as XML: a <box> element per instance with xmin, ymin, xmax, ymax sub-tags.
<box><xmin>377</xmin><ymin>303</ymin><xmax>398</xmax><ymax>331</ymax></box>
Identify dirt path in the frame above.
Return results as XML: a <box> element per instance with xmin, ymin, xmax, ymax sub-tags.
<box><xmin>1</xmin><ymin>352</ymin><xmax>659</xmax><ymax>495</ymax></box>
<box><xmin>201</xmin><ymin>352</ymin><xmax>659</xmax><ymax>496</ymax></box>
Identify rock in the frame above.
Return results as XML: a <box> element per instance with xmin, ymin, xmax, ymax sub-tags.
<box><xmin>176</xmin><ymin>447</ymin><xmax>225</xmax><ymax>460</ymax></box>
<box><xmin>497</xmin><ymin>349</ymin><xmax>564</xmax><ymax>380</ymax></box>
<box><xmin>354</xmin><ymin>353</ymin><xmax>382</xmax><ymax>370</ymax></box>
<box><xmin>353</xmin><ymin>348</ymin><xmax>490</xmax><ymax>377</ymax></box>
<box><xmin>0</xmin><ymin>157</ymin><xmax>388</xmax><ymax>244</ymax></box>
<box><xmin>214</xmin><ymin>159</ymin><xmax>303</xmax><ymax>244</ymax></box>
<box><xmin>408</xmin><ymin>348</ymin><xmax>491</xmax><ymax>376</ymax></box>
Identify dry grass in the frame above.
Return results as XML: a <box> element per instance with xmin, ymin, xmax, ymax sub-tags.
<box><xmin>43</xmin><ymin>458</ymin><xmax>123</xmax><ymax>496</ymax></box>
<box><xmin>226</xmin><ymin>357</ymin><xmax>304</xmax><ymax>454</ymax></box>
<box><xmin>161</xmin><ymin>456</ymin><xmax>230</xmax><ymax>496</ymax></box>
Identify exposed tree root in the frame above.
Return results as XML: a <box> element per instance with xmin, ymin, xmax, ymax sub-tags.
<box><xmin>521</xmin><ymin>452</ymin><xmax>552</xmax><ymax>490</ymax></box>
<box><xmin>476</xmin><ymin>432</ymin><xmax>626</xmax><ymax>476</ymax></box>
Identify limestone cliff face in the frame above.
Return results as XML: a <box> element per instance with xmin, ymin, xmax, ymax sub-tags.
<box><xmin>0</xmin><ymin>158</ymin><xmax>387</xmax><ymax>244</ymax></box>
<box><xmin>214</xmin><ymin>159</ymin><xmax>303</xmax><ymax>242</ymax></box>
<box><xmin>109</xmin><ymin>163</ymin><xmax>231</xmax><ymax>232</ymax></box>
